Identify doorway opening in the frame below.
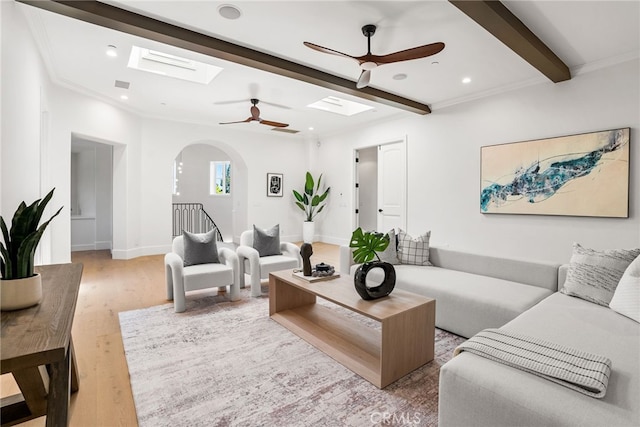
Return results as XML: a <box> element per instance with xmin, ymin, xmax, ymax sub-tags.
<box><xmin>354</xmin><ymin>138</ymin><xmax>407</xmax><ymax>233</ymax></box>
<box><xmin>70</xmin><ymin>136</ymin><xmax>114</xmax><ymax>253</ymax></box>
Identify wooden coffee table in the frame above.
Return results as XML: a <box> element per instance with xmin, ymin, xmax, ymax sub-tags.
<box><xmin>269</xmin><ymin>270</ymin><xmax>435</xmax><ymax>388</ymax></box>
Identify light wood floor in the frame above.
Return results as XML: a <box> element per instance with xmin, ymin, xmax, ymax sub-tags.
<box><xmin>1</xmin><ymin>242</ymin><xmax>340</xmax><ymax>426</ymax></box>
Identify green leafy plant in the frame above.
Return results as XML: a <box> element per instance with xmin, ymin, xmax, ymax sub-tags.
<box><xmin>292</xmin><ymin>172</ymin><xmax>330</xmax><ymax>222</ymax></box>
<box><xmin>0</xmin><ymin>189</ymin><xmax>63</xmax><ymax>280</ymax></box>
<box><xmin>349</xmin><ymin>227</ymin><xmax>390</xmax><ymax>263</ymax></box>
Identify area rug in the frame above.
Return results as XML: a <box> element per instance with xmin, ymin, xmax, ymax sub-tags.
<box><xmin>119</xmin><ymin>288</ymin><xmax>466</xmax><ymax>427</ymax></box>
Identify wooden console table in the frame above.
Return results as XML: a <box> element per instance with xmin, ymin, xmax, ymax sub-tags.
<box><xmin>269</xmin><ymin>270</ymin><xmax>435</xmax><ymax>388</ymax></box>
<box><xmin>1</xmin><ymin>263</ymin><xmax>83</xmax><ymax>426</ymax></box>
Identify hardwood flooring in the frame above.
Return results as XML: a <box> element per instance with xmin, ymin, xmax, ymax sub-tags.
<box><xmin>1</xmin><ymin>242</ymin><xmax>340</xmax><ymax>426</ymax></box>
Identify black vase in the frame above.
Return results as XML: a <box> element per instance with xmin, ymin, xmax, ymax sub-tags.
<box><xmin>354</xmin><ymin>261</ymin><xmax>396</xmax><ymax>300</ymax></box>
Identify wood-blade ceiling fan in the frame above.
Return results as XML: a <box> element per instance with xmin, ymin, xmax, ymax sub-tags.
<box><xmin>219</xmin><ymin>98</ymin><xmax>289</xmax><ymax>128</ymax></box>
<box><xmin>304</xmin><ymin>24</ymin><xmax>445</xmax><ymax>89</ymax></box>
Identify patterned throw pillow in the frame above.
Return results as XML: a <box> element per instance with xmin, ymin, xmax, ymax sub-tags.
<box><xmin>378</xmin><ymin>229</ymin><xmax>400</xmax><ymax>265</ymax></box>
<box><xmin>609</xmin><ymin>255</ymin><xmax>640</xmax><ymax>323</ymax></box>
<box><xmin>561</xmin><ymin>243</ymin><xmax>640</xmax><ymax>306</ymax></box>
<box><xmin>182</xmin><ymin>229</ymin><xmax>220</xmax><ymax>266</ymax></box>
<box><xmin>253</xmin><ymin>224</ymin><xmax>282</xmax><ymax>257</ymax></box>
<box><xmin>397</xmin><ymin>229</ymin><xmax>432</xmax><ymax>266</ymax></box>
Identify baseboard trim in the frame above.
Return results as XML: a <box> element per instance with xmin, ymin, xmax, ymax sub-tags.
<box><xmin>111</xmin><ymin>245</ymin><xmax>172</xmax><ymax>260</ymax></box>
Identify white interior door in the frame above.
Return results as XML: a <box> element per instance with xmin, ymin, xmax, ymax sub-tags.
<box><xmin>377</xmin><ymin>141</ymin><xmax>406</xmax><ymax>232</ymax></box>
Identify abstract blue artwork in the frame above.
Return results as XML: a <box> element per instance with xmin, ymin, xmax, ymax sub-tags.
<box><xmin>481</xmin><ymin>128</ymin><xmax>629</xmax><ymax>217</ymax></box>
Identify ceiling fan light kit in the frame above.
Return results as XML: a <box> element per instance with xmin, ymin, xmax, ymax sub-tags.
<box><xmin>304</xmin><ymin>24</ymin><xmax>445</xmax><ymax>89</ymax></box>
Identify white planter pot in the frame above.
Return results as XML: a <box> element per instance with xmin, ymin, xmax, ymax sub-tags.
<box><xmin>1</xmin><ymin>274</ymin><xmax>43</xmax><ymax>311</ymax></box>
<box><xmin>302</xmin><ymin>221</ymin><xmax>315</xmax><ymax>244</ymax></box>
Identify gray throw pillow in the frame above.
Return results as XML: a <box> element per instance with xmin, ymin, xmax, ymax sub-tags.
<box><xmin>378</xmin><ymin>229</ymin><xmax>400</xmax><ymax>265</ymax></box>
<box><xmin>561</xmin><ymin>243</ymin><xmax>640</xmax><ymax>306</ymax></box>
<box><xmin>182</xmin><ymin>229</ymin><xmax>220</xmax><ymax>266</ymax></box>
<box><xmin>397</xmin><ymin>229</ymin><xmax>432</xmax><ymax>266</ymax></box>
<box><xmin>253</xmin><ymin>224</ymin><xmax>282</xmax><ymax>257</ymax></box>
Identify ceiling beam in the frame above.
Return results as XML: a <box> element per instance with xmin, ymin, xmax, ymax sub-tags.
<box><xmin>17</xmin><ymin>0</ymin><xmax>432</xmax><ymax>115</ymax></box>
<box><xmin>449</xmin><ymin>0</ymin><xmax>570</xmax><ymax>83</ymax></box>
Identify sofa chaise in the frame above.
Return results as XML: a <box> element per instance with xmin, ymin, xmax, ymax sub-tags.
<box><xmin>438</xmin><ymin>265</ymin><xmax>640</xmax><ymax>426</ymax></box>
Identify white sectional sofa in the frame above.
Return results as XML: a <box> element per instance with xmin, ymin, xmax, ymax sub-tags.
<box><xmin>439</xmin><ymin>266</ymin><xmax>640</xmax><ymax>427</ymax></box>
<box><xmin>341</xmin><ymin>245</ymin><xmax>639</xmax><ymax>426</ymax></box>
<box><xmin>340</xmin><ymin>245</ymin><xmax>560</xmax><ymax>338</ymax></box>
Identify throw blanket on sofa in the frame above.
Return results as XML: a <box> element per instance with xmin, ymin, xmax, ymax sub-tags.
<box><xmin>454</xmin><ymin>328</ymin><xmax>611</xmax><ymax>398</ymax></box>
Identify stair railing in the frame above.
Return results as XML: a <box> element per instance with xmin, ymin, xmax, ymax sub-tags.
<box><xmin>172</xmin><ymin>203</ymin><xmax>223</xmax><ymax>241</ymax></box>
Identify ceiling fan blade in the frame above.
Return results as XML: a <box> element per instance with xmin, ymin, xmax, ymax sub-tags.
<box><xmin>303</xmin><ymin>42</ymin><xmax>357</xmax><ymax>61</ymax></box>
<box><xmin>213</xmin><ymin>99</ymin><xmax>249</xmax><ymax>106</ymax></box>
<box><xmin>260</xmin><ymin>119</ymin><xmax>289</xmax><ymax>128</ymax></box>
<box><xmin>372</xmin><ymin>42</ymin><xmax>445</xmax><ymax>65</ymax></box>
<box><xmin>219</xmin><ymin>118</ymin><xmax>252</xmax><ymax>125</ymax></box>
<box><xmin>356</xmin><ymin>69</ymin><xmax>371</xmax><ymax>89</ymax></box>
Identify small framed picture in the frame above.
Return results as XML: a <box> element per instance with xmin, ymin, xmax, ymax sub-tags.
<box><xmin>267</xmin><ymin>173</ymin><xmax>283</xmax><ymax>197</ymax></box>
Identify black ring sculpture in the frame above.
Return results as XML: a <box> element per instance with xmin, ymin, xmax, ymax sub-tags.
<box><xmin>353</xmin><ymin>261</ymin><xmax>396</xmax><ymax>300</ymax></box>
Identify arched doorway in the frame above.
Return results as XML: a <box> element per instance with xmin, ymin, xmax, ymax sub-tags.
<box><xmin>172</xmin><ymin>141</ymin><xmax>248</xmax><ymax>243</ymax></box>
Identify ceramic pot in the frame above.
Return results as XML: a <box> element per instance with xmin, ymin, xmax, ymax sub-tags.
<box><xmin>353</xmin><ymin>261</ymin><xmax>396</xmax><ymax>300</ymax></box>
<box><xmin>1</xmin><ymin>274</ymin><xmax>43</xmax><ymax>311</ymax></box>
<box><xmin>302</xmin><ymin>221</ymin><xmax>314</xmax><ymax>244</ymax></box>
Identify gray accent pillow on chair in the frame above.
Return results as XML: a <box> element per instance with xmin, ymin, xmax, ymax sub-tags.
<box><xmin>253</xmin><ymin>224</ymin><xmax>282</xmax><ymax>257</ymax></box>
<box><xmin>561</xmin><ymin>243</ymin><xmax>640</xmax><ymax>306</ymax></box>
<box><xmin>397</xmin><ymin>229</ymin><xmax>432</xmax><ymax>266</ymax></box>
<box><xmin>182</xmin><ymin>229</ymin><xmax>220</xmax><ymax>266</ymax></box>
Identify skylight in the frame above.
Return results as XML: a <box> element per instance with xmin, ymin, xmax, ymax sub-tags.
<box><xmin>127</xmin><ymin>46</ymin><xmax>223</xmax><ymax>84</ymax></box>
<box><xmin>307</xmin><ymin>96</ymin><xmax>374</xmax><ymax>116</ymax></box>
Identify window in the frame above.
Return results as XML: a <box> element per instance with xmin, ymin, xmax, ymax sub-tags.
<box><xmin>210</xmin><ymin>161</ymin><xmax>231</xmax><ymax>195</ymax></box>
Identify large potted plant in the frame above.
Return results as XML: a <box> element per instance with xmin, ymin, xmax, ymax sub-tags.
<box><xmin>1</xmin><ymin>189</ymin><xmax>63</xmax><ymax>310</ymax></box>
<box><xmin>292</xmin><ymin>172</ymin><xmax>330</xmax><ymax>244</ymax></box>
<box><xmin>349</xmin><ymin>227</ymin><xmax>396</xmax><ymax>300</ymax></box>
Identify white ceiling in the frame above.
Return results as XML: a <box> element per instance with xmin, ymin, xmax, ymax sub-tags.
<box><xmin>21</xmin><ymin>1</ymin><xmax>640</xmax><ymax>137</ymax></box>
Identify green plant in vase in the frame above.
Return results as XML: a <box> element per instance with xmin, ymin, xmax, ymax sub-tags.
<box><xmin>1</xmin><ymin>188</ymin><xmax>63</xmax><ymax>310</ymax></box>
<box><xmin>293</xmin><ymin>172</ymin><xmax>330</xmax><ymax>243</ymax></box>
<box><xmin>349</xmin><ymin>227</ymin><xmax>396</xmax><ymax>300</ymax></box>
<box><xmin>349</xmin><ymin>227</ymin><xmax>390</xmax><ymax>263</ymax></box>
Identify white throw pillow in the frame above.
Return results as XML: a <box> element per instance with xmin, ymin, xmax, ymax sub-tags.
<box><xmin>609</xmin><ymin>255</ymin><xmax>640</xmax><ymax>323</ymax></box>
<box><xmin>397</xmin><ymin>229</ymin><xmax>432</xmax><ymax>266</ymax></box>
<box><xmin>561</xmin><ymin>243</ymin><xmax>640</xmax><ymax>306</ymax></box>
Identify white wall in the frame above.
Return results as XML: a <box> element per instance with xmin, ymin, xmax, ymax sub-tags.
<box><xmin>140</xmin><ymin>119</ymin><xmax>309</xmax><ymax>251</ymax></box>
<box><xmin>1</xmin><ymin>1</ymin><xmax>52</xmax><ymax>225</ymax></box>
<box><xmin>317</xmin><ymin>59</ymin><xmax>640</xmax><ymax>264</ymax></box>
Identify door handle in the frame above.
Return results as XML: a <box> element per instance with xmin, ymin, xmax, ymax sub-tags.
<box><xmin>378</xmin><ymin>209</ymin><xmax>383</xmax><ymax>212</ymax></box>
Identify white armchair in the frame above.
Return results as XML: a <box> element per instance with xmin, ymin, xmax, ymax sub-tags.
<box><xmin>236</xmin><ymin>229</ymin><xmax>301</xmax><ymax>297</ymax></box>
<box><xmin>165</xmin><ymin>235</ymin><xmax>240</xmax><ymax>313</ymax></box>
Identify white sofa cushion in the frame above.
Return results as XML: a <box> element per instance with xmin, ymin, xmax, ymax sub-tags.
<box><xmin>353</xmin><ymin>264</ymin><xmax>553</xmax><ymax>338</ymax></box>
<box><xmin>609</xmin><ymin>255</ymin><xmax>640</xmax><ymax>323</ymax></box>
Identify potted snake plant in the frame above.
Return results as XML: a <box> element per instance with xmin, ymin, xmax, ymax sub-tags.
<box><xmin>292</xmin><ymin>172</ymin><xmax>330</xmax><ymax>244</ymax></box>
<box><xmin>1</xmin><ymin>188</ymin><xmax>63</xmax><ymax>310</ymax></box>
<box><xmin>349</xmin><ymin>227</ymin><xmax>396</xmax><ymax>300</ymax></box>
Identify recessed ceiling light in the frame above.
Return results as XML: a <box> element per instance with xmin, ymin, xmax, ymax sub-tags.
<box><xmin>392</xmin><ymin>73</ymin><xmax>407</xmax><ymax>81</ymax></box>
<box><xmin>308</xmin><ymin>127</ymin><xmax>314</xmax><ymax>131</ymax></box>
<box><xmin>106</xmin><ymin>45</ymin><xmax>117</xmax><ymax>57</ymax></box>
<box><xmin>218</xmin><ymin>4</ymin><xmax>241</xmax><ymax>20</ymax></box>
<box><xmin>462</xmin><ymin>77</ymin><xmax>471</xmax><ymax>84</ymax></box>
<box><xmin>120</xmin><ymin>95</ymin><xmax>128</xmax><ymax>100</ymax></box>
